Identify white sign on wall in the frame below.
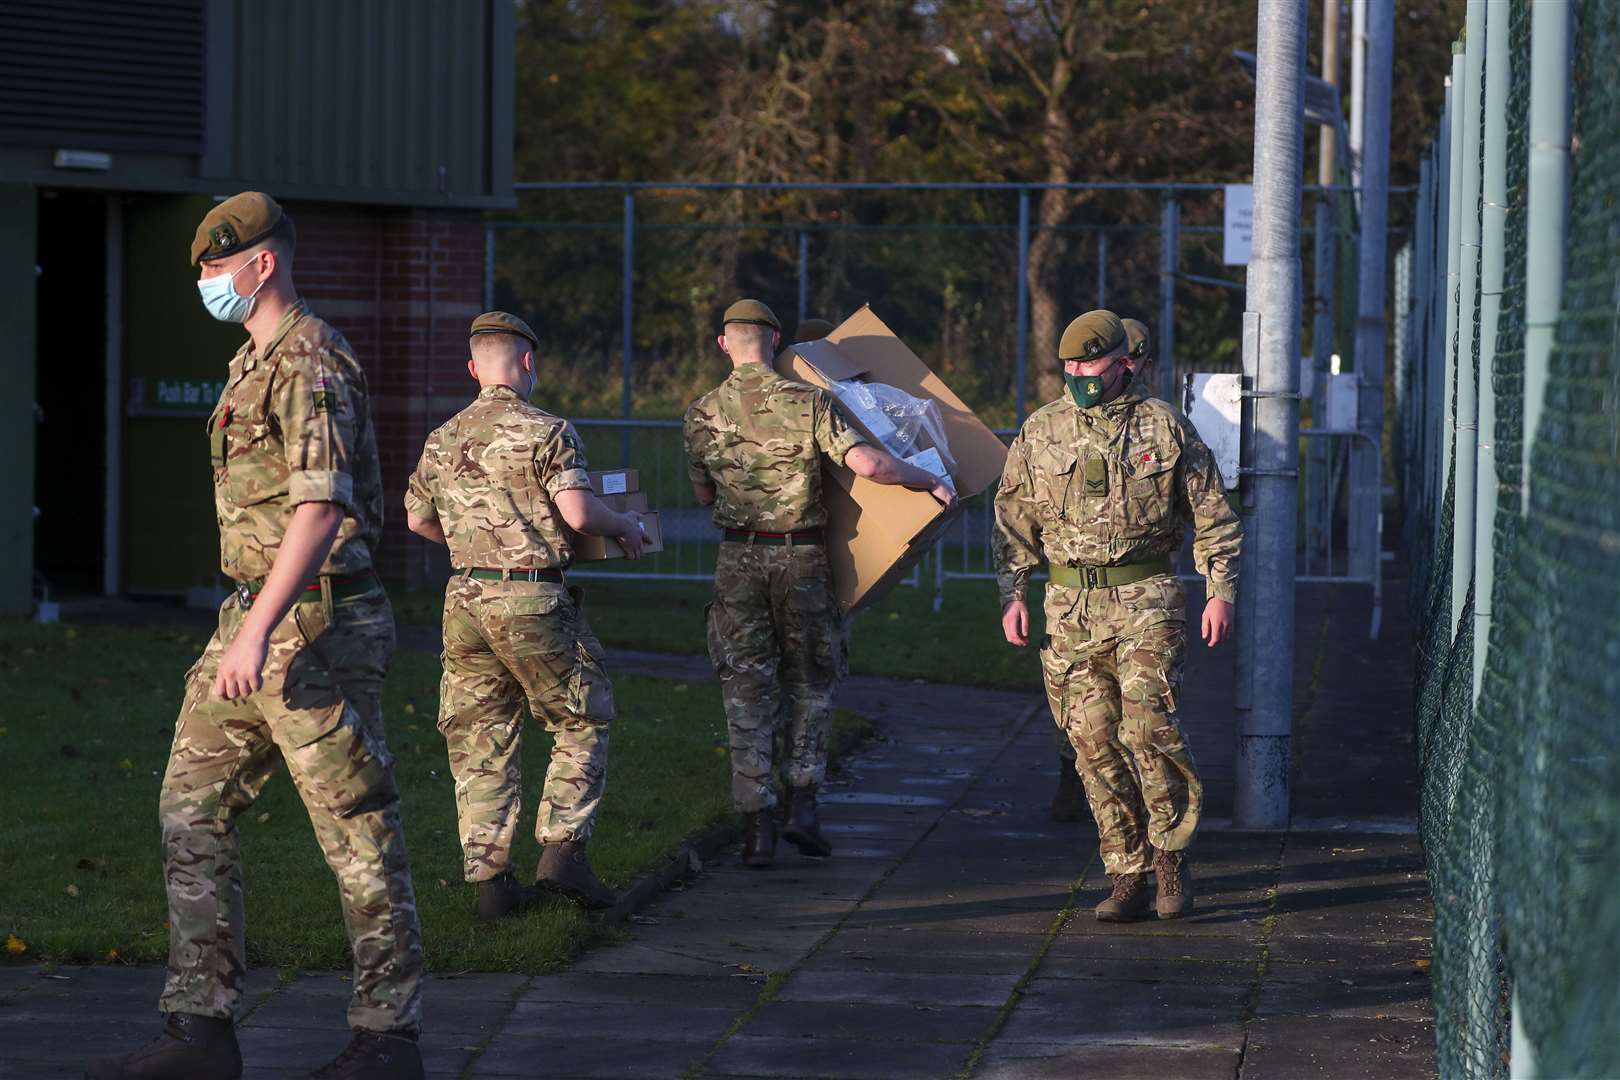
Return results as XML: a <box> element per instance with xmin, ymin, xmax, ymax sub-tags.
<box><xmin>1223</xmin><ymin>183</ymin><xmax>1254</xmax><ymax>266</ymax></box>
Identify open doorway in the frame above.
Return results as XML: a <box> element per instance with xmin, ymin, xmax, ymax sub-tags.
<box><xmin>33</xmin><ymin>189</ymin><xmax>108</xmax><ymax>596</ymax></box>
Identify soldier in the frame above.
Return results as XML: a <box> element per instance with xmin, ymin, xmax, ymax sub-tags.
<box><xmin>994</xmin><ymin>310</ymin><xmax>1240</xmax><ymax>922</ymax></box>
<box><xmin>88</xmin><ymin>193</ymin><xmax>424</xmax><ymax>1080</ymax></box>
<box><xmin>1049</xmin><ymin>316</ymin><xmax>1156</xmax><ymax>824</ymax></box>
<box><xmin>405</xmin><ymin>312</ymin><xmax>645</xmax><ymax>919</ymax></box>
<box><xmin>685</xmin><ymin>299</ymin><xmax>955</xmax><ymax>868</ymax></box>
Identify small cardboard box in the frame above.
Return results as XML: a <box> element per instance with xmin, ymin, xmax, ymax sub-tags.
<box><xmin>567</xmin><ymin>468</ymin><xmax>665</xmax><ymax>562</ymax></box>
<box><xmin>776</xmin><ymin>305</ymin><xmax>1008</xmax><ymax>614</ymax></box>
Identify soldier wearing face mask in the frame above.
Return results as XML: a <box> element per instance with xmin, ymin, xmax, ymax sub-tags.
<box><xmin>993</xmin><ymin>310</ymin><xmax>1240</xmax><ymax>924</ymax></box>
<box><xmin>88</xmin><ymin>192</ymin><xmax>425</xmax><ymax>1080</ymax></box>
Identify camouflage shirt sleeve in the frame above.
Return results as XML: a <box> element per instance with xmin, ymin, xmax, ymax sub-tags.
<box><xmin>992</xmin><ymin>432</ymin><xmax>1042</xmax><ymax>607</ymax></box>
<box><xmin>683</xmin><ymin>404</ymin><xmax>712</xmax><ymax>489</ymax></box>
<box><xmin>811</xmin><ymin>390</ymin><xmax>867</xmax><ymax>466</ymax></box>
<box><xmin>275</xmin><ymin>346</ymin><xmax>357</xmax><ymax>512</ymax></box>
<box><xmin>403</xmin><ymin>431</ymin><xmax>439</xmax><ymax>522</ymax></box>
<box><xmin>538</xmin><ymin>420</ymin><xmax>592</xmax><ymax>496</ymax></box>
<box><xmin>1178</xmin><ymin>418</ymin><xmax>1242</xmax><ymax>603</ymax></box>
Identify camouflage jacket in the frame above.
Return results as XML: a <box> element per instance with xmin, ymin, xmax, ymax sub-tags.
<box><xmin>206</xmin><ymin>299</ymin><xmax>382</xmax><ymax>583</ymax></box>
<box><xmin>404</xmin><ymin>385</ymin><xmax>592</xmax><ymax>570</ymax></box>
<box><xmin>992</xmin><ymin>382</ymin><xmax>1241</xmax><ymax>606</ymax></box>
<box><xmin>683</xmin><ymin>362</ymin><xmax>866</xmax><ymax>532</ymax></box>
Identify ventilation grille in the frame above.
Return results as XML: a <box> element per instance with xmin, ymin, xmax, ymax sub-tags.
<box><xmin>0</xmin><ymin>0</ymin><xmax>205</xmax><ymax>154</ymax></box>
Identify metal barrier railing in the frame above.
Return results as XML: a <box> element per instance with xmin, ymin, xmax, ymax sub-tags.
<box><xmin>568</xmin><ymin>417</ymin><xmax>1378</xmax><ymax>636</ymax></box>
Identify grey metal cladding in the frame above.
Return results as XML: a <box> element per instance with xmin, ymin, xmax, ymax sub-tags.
<box><xmin>227</xmin><ymin>0</ymin><xmax>495</xmax><ymax>200</ymax></box>
<box><xmin>0</xmin><ymin>0</ymin><xmax>206</xmax><ymax>154</ymax></box>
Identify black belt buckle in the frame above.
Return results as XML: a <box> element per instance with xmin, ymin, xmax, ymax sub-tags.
<box><xmin>1084</xmin><ymin>567</ymin><xmax>1100</xmax><ymax>589</ymax></box>
<box><xmin>235</xmin><ymin>582</ymin><xmax>253</xmax><ymax>608</ymax></box>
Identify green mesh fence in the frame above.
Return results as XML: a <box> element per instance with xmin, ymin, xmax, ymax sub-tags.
<box><xmin>1405</xmin><ymin>2</ymin><xmax>1620</xmax><ymax>1075</ymax></box>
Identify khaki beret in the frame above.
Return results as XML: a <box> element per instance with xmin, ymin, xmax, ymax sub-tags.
<box><xmin>191</xmin><ymin>192</ymin><xmax>286</xmax><ymax>266</ymax></box>
<box><xmin>1058</xmin><ymin>310</ymin><xmax>1126</xmax><ymax>362</ymax></box>
<box><xmin>722</xmin><ymin>298</ymin><xmax>782</xmax><ymax>332</ymax></box>
<box><xmin>1122</xmin><ymin>318</ymin><xmax>1151</xmax><ymax>360</ymax></box>
<box><xmin>469</xmin><ymin>311</ymin><xmax>539</xmax><ymax>351</ymax></box>
<box><xmin>793</xmin><ymin>317</ymin><xmax>835</xmax><ymax>342</ymax></box>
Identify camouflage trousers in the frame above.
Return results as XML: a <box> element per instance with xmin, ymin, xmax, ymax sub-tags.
<box><xmin>707</xmin><ymin>542</ymin><xmax>843</xmax><ymax>814</ymax></box>
<box><xmin>438</xmin><ymin>575</ymin><xmax>614</xmax><ymax>882</ymax></box>
<box><xmin>159</xmin><ymin>585</ymin><xmax>422</xmax><ymax>1033</ymax></box>
<box><xmin>1040</xmin><ymin>574</ymin><xmax>1203</xmax><ymax>876</ymax></box>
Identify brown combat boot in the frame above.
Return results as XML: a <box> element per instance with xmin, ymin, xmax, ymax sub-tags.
<box><xmin>1094</xmin><ymin>872</ymin><xmax>1152</xmax><ymax>922</ymax></box>
<box><xmin>781</xmin><ymin>784</ymin><xmax>833</xmax><ymax>857</ymax></box>
<box><xmin>308</xmin><ymin>1030</ymin><xmax>423</xmax><ymax>1080</ymax></box>
<box><xmin>1050</xmin><ymin>759</ymin><xmax>1085</xmax><ymax>823</ymax></box>
<box><xmin>741</xmin><ymin>809</ymin><xmax>777</xmax><ymax>868</ymax></box>
<box><xmin>85</xmin><ymin>1011</ymin><xmax>242</xmax><ymax>1079</ymax></box>
<box><xmin>1154</xmin><ymin>847</ymin><xmax>1192</xmax><ymax>919</ymax></box>
<box><xmin>476</xmin><ymin>872</ymin><xmax>541</xmax><ymax>924</ymax></box>
<box><xmin>535</xmin><ymin>840</ymin><xmax>617</xmax><ymax>910</ymax></box>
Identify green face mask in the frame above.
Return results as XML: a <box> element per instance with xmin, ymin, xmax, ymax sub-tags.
<box><xmin>1064</xmin><ymin>363</ymin><xmax>1130</xmax><ymax>408</ymax></box>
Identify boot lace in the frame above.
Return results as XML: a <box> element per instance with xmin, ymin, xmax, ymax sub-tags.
<box><xmin>1109</xmin><ymin>873</ymin><xmax>1144</xmax><ymax>901</ymax></box>
<box><xmin>1155</xmin><ymin>851</ymin><xmax>1183</xmax><ymax>897</ymax></box>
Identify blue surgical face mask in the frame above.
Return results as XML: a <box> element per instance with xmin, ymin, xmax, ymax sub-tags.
<box><xmin>197</xmin><ymin>256</ymin><xmax>264</xmax><ymax>323</ymax></box>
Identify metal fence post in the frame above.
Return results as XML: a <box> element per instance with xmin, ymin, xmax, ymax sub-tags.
<box><xmin>1233</xmin><ymin>0</ymin><xmax>1304</xmax><ymax>831</ymax></box>
<box><xmin>1450</xmin><ymin>1</ymin><xmax>1486</xmax><ymax>635</ymax></box>
<box><xmin>621</xmin><ymin>190</ymin><xmax>635</xmax><ymax>465</ymax></box>
<box><xmin>1096</xmin><ymin>230</ymin><xmax>1107</xmax><ymax>308</ymax></box>
<box><xmin>1351</xmin><ymin>0</ymin><xmax>1394</xmax><ymax>586</ymax></box>
<box><xmin>1159</xmin><ymin>195</ymin><xmax>1179</xmax><ymax>402</ymax></box>
<box><xmin>1439</xmin><ymin>43</ymin><xmax>1466</xmax><ymax>541</ymax></box>
<box><xmin>1015</xmin><ymin>188</ymin><xmax>1030</xmax><ymax>424</ymax></box>
<box><xmin>797</xmin><ymin>230</ymin><xmax>809</xmax><ymax>330</ymax></box>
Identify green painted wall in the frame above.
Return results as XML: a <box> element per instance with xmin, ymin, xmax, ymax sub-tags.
<box><xmin>0</xmin><ymin>184</ymin><xmax>36</xmax><ymax>614</ymax></box>
<box><xmin>120</xmin><ymin>195</ymin><xmax>247</xmax><ymax>594</ymax></box>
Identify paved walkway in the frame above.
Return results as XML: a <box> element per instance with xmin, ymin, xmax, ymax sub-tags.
<box><xmin>12</xmin><ymin>574</ymin><xmax>1432</xmax><ymax>1079</ymax></box>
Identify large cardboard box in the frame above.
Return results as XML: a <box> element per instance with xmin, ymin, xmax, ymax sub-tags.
<box><xmin>776</xmin><ymin>305</ymin><xmax>1008</xmax><ymax>613</ymax></box>
<box><xmin>567</xmin><ymin>468</ymin><xmax>666</xmax><ymax>562</ymax></box>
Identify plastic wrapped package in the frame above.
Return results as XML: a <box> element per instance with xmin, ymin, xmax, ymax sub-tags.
<box><xmin>826</xmin><ymin>377</ymin><xmax>957</xmax><ymax>484</ymax></box>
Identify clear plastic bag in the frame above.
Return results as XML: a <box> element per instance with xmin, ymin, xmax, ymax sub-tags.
<box><xmin>826</xmin><ymin>377</ymin><xmax>957</xmax><ymax>478</ymax></box>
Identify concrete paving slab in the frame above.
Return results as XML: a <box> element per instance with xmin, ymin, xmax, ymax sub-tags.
<box><xmin>974</xmin><ymin>1041</ymin><xmax>1242</xmax><ymax>1080</ymax></box>
<box><xmin>1002</xmin><ymin>977</ymin><xmax>1249</xmax><ymax>1050</ymax></box>
<box><xmin>1238</xmin><ymin>1015</ymin><xmax>1437</xmax><ymax>1079</ymax></box>
<box><xmin>472</xmin><ymin>1034</ymin><xmax>715</xmax><ymax>1078</ymax></box>
<box><xmin>235</xmin><ymin>1024</ymin><xmax>474</xmax><ymax>1075</ymax></box>
<box><xmin>1253</xmin><ymin>963</ymin><xmax>1432</xmax><ymax>1021</ymax></box>
<box><xmin>500</xmin><ymin>1000</ymin><xmax>741</xmax><ymax>1041</ymax></box>
<box><xmin>703</xmin><ymin>1033</ymin><xmax>970</xmax><ymax>1079</ymax></box>
<box><xmin>774</xmin><ymin>969</ymin><xmax>1015</xmax><ymax>1008</ymax></box>
<box><xmin>741</xmin><ymin>1000</ymin><xmax>994</xmax><ymax>1044</ymax></box>
<box><xmin>519</xmin><ymin>971</ymin><xmax>761</xmax><ymax>1009</ymax></box>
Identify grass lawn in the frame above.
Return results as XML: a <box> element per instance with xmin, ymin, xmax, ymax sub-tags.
<box><xmin>0</xmin><ymin>620</ymin><xmax>869</xmax><ymax>973</ymax></box>
<box><xmin>397</xmin><ymin>575</ymin><xmax>1046</xmax><ymax>691</ymax></box>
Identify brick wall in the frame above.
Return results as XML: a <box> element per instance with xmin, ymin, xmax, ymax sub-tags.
<box><xmin>289</xmin><ymin>202</ymin><xmax>482</xmax><ymax>589</ymax></box>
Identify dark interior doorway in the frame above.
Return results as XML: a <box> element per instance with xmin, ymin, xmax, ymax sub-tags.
<box><xmin>34</xmin><ymin>189</ymin><xmax>108</xmax><ymax>594</ymax></box>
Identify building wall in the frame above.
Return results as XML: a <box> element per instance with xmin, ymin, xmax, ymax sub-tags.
<box><xmin>291</xmin><ymin>203</ymin><xmax>482</xmax><ymax>589</ymax></box>
<box><xmin>0</xmin><ymin>184</ymin><xmax>37</xmax><ymax>614</ymax></box>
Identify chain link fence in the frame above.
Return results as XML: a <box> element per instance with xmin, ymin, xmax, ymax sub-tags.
<box><xmin>1401</xmin><ymin>1</ymin><xmax>1620</xmax><ymax>1075</ymax></box>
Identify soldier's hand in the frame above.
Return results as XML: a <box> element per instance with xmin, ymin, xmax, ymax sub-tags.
<box><xmin>928</xmin><ymin>480</ymin><xmax>958</xmax><ymax>509</ymax></box>
<box><xmin>1202</xmin><ymin>597</ymin><xmax>1233</xmax><ymax>647</ymax></box>
<box><xmin>615</xmin><ymin>512</ymin><xmax>647</xmax><ymax>560</ymax></box>
<box><xmin>1001</xmin><ymin>599</ymin><xmax>1030</xmax><ymax>646</ymax></box>
<box><xmin>214</xmin><ymin>631</ymin><xmax>269</xmax><ymax>700</ymax></box>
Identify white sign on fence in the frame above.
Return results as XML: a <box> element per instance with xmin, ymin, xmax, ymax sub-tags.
<box><xmin>1181</xmin><ymin>373</ymin><xmax>1242</xmax><ymax>490</ymax></box>
<box><xmin>1223</xmin><ymin>183</ymin><xmax>1254</xmax><ymax>266</ymax></box>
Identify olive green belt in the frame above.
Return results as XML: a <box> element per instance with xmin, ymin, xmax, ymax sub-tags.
<box><xmin>1048</xmin><ymin>557</ymin><xmax>1172</xmax><ymax>590</ymax></box>
<box><xmin>234</xmin><ymin>570</ymin><xmax>378</xmax><ymax>607</ymax></box>
<box><xmin>461</xmin><ymin>567</ymin><xmax>565</xmax><ymax>583</ymax></box>
<box><xmin>722</xmin><ymin>527</ymin><xmax>825</xmax><ymax>547</ymax></box>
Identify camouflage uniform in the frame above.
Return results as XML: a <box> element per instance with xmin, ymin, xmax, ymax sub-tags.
<box><xmin>683</xmin><ymin>362</ymin><xmax>865</xmax><ymax>813</ymax></box>
<box><xmin>404</xmin><ymin>386</ymin><xmax>615</xmax><ymax>882</ymax></box>
<box><xmin>162</xmin><ymin>300</ymin><xmax>422</xmax><ymax>1033</ymax></box>
<box><xmin>994</xmin><ymin>381</ymin><xmax>1240</xmax><ymax>875</ymax></box>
